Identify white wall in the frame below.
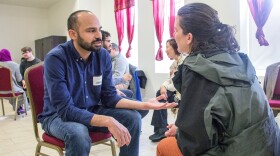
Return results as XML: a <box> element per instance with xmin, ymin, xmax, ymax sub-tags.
<box><xmin>184</xmin><ymin>0</ymin><xmax>240</xmax><ymax>42</ymax></box>
<box><xmin>48</xmin><ymin>0</ymin><xmax>102</xmax><ymax>40</ymax></box>
<box><xmin>48</xmin><ymin>0</ymin><xmax>78</xmax><ymax>38</ymax></box>
<box><xmin>99</xmin><ymin>0</ymin><xmax>118</xmax><ymax>43</ymax></box>
<box><xmin>0</xmin><ymin>4</ymin><xmax>48</xmax><ymax>63</ymax></box>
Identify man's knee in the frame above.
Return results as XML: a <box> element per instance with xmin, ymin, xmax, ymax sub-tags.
<box><xmin>65</xmin><ymin>123</ymin><xmax>91</xmax><ymax>148</ymax></box>
<box><xmin>123</xmin><ymin>110</ymin><xmax>142</xmax><ymax>129</ymax></box>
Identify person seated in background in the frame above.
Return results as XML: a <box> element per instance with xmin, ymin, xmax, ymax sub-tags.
<box><xmin>149</xmin><ymin>39</ymin><xmax>186</xmax><ymax>142</ymax></box>
<box><xmin>101</xmin><ymin>30</ymin><xmax>111</xmax><ymax>51</ymax></box>
<box><xmin>110</xmin><ymin>42</ymin><xmax>132</xmax><ymax>90</ymax></box>
<box><xmin>20</xmin><ymin>46</ymin><xmax>41</xmax><ymax>89</ymax></box>
<box><xmin>110</xmin><ymin>42</ymin><xmax>148</xmax><ymax>118</ymax></box>
<box><xmin>0</xmin><ymin>48</ymin><xmax>29</xmax><ymax>115</ymax></box>
<box><xmin>157</xmin><ymin>3</ymin><xmax>280</xmax><ymax>156</ymax></box>
<box><xmin>101</xmin><ymin>30</ymin><xmax>134</xmax><ymax>98</ymax></box>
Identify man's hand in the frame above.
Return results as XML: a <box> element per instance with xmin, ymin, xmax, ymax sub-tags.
<box><xmin>116</xmin><ymin>89</ymin><xmax>126</xmax><ymax>97</ymax></box>
<box><xmin>91</xmin><ymin>115</ymin><xmax>131</xmax><ymax>147</ymax></box>
<box><xmin>123</xmin><ymin>73</ymin><xmax>132</xmax><ymax>81</ymax></box>
<box><xmin>165</xmin><ymin>124</ymin><xmax>177</xmax><ymax>137</ymax></box>
<box><xmin>107</xmin><ymin>117</ymin><xmax>131</xmax><ymax>147</ymax></box>
<box><xmin>142</xmin><ymin>95</ymin><xmax>177</xmax><ymax>110</ymax></box>
<box><xmin>22</xmin><ymin>80</ymin><xmax>26</xmax><ymax>89</ymax></box>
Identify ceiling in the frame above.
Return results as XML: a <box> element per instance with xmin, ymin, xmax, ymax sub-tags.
<box><xmin>0</xmin><ymin>0</ymin><xmax>61</xmax><ymax>9</ymax></box>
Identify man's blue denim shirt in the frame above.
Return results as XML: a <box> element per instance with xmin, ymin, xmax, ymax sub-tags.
<box><xmin>38</xmin><ymin>40</ymin><xmax>122</xmax><ymax>126</ymax></box>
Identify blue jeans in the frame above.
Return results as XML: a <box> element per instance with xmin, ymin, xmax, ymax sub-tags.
<box><xmin>41</xmin><ymin>106</ymin><xmax>142</xmax><ymax>156</ymax></box>
<box><xmin>120</xmin><ymin>89</ymin><xmax>149</xmax><ymax>119</ymax></box>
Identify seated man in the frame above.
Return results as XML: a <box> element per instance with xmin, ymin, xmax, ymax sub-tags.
<box><xmin>110</xmin><ymin>42</ymin><xmax>132</xmax><ymax>90</ymax></box>
<box><xmin>20</xmin><ymin>47</ymin><xmax>41</xmax><ymax>89</ymax></box>
<box><xmin>39</xmin><ymin>10</ymin><xmax>177</xmax><ymax>156</ymax></box>
<box><xmin>101</xmin><ymin>30</ymin><xmax>133</xmax><ymax>98</ymax></box>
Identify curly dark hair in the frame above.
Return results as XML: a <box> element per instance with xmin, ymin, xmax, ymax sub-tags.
<box><xmin>177</xmin><ymin>3</ymin><xmax>240</xmax><ymax>52</ymax></box>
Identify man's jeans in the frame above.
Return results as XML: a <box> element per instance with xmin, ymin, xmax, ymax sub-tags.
<box><xmin>41</xmin><ymin>106</ymin><xmax>142</xmax><ymax>156</ymax></box>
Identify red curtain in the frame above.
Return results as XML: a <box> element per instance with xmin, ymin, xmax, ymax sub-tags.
<box><xmin>126</xmin><ymin>6</ymin><xmax>135</xmax><ymax>58</ymax></box>
<box><xmin>247</xmin><ymin>0</ymin><xmax>273</xmax><ymax>46</ymax></box>
<box><xmin>114</xmin><ymin>0</ymin><xmax>135</xmax><ymax>56</ymax></box>
<box><xmin>153</xmin><ymin>0</ymin><xmax>165</xmax><ymax>61</ymax></box>
<box><xmin>169</xmin><ymin>0</ymin><xmax>175</xmax><ymax>38</ymax></box>
<box><xmin>114</xmin><ymin>10</ymin><xmax>125</xmax><ymax>52</ymax></box>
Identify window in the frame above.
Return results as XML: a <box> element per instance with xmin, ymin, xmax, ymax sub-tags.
<box><xmin>155</xmin><ymin>0</ymin><xmax>183</xmax><ymax>73</ymax></box>
<box><xmin>240</xmin><ymin>0</ymin><xmax>280</xmax><ymax>76</ymax></box>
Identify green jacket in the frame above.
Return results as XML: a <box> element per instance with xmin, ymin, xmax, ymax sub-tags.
<box><xmin>173</xmin><ymin>50</ymin><xmax>280</xmax><ymax>156</ymax></box>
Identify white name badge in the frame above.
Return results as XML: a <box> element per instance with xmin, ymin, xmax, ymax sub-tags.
<box><xmin>93</xmin><ymin>75</ymin><xmax>102</xmax><ymax>86</ymax></box>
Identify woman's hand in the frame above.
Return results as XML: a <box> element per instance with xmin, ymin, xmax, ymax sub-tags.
<box><xmin>160</xmin><ymin>86</ymin><xmax>168</xmax><ymax>99</ymax></box>
<box><xmin>165</xmin><ymin>123</ymin><xmax>177</xmax><ymax>137</ymax></box>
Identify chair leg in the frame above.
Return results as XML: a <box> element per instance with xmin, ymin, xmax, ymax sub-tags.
<box><xmin>14</xmin><ymin>97</ymin><xmax>19</xmax><ymax>120</ymax></box>
<box><xmin>35</xmin><ymin>144</ymin><xmax>41</xmax><ymax>156</ymax></box>
<box><xmin>22</xmin><ymin>94</ymin><xmax>28</xmax><ymax>116</ymax></box>
<box><xmin>110</xmin><ymin>139</ymin><xmax>117</xmax><ymax>156</ymax></box>
<box><xmin>1</xmin><ymin>98</ymin><xmax>5</xmax><ymax>116</ymax></box>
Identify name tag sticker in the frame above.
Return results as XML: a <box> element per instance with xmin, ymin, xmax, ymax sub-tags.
<box><xmin>93</xmin><ymin>75</ymin><xmax>102</xmax><ymax>86</ymax></box>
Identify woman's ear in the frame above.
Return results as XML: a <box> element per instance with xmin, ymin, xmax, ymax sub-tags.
<box><xmin>186</xmin><ymin>33</ymin><xmax>193</xmax><ymax>44</ymax></box>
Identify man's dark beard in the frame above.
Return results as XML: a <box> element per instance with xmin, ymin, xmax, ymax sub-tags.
<box><xmin>77</xmin><ymin>33</ymin><xmax>101</xmax><ymax>51</ymax></box>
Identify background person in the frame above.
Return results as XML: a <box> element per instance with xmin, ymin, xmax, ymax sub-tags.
<box><xmin>0</xmin><ymin>48</ymin><xmax>28</xmax><ymax>115</ymax></box>
<box><xmin>20</xmin><ymin>46</ymin><xmax>41</xmax><ymax>89</ymax></box>
<box><xmin>110</xmin><ymin>42</ymin><xmax>132</xmax><ymax>90</ymax></box>
<box><xmin>149</xmin><ymin>39</ymin><xmax>186</xmax><ymax>142</ymax></box>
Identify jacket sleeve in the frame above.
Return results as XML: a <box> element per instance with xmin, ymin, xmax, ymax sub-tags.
<box><xmin>175</xmin><ymin>69</ymin><xmax>221</xmax><ymax>155</ymax></box>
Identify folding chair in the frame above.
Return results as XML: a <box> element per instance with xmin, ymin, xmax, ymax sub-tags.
<box><xmin>268</xmin><ymin>69</ymin><xmax>280</xmax><ymax>113</ymax></box>
<box><xmin>0</xmin><ymin>65</ymin><xmax>27</xmax><ymax>120</ymax></box>
<box><xmin>24</xmin><ymin>62</ymin><xmax>116</xmax><ymax>156</ymax></box>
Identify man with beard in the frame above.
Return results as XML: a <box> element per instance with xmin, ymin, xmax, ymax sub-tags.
<box><xmin>101</xmin><ymin>30</ymin><xmax>112</xmax><ymax>51</ymax></box>
<box><xmin>38</xmin><ymin>10</ymin><xmax>177</xmax><ymax>156</ymax></box>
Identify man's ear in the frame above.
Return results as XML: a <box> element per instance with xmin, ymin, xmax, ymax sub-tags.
<box><xmin>68</xmin><ymin>29</ymin><xmax>77</xmax><ymax>40</ymax></box>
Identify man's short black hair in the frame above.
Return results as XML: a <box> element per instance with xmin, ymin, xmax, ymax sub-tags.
<box><xmin>67</xmin><ymin>10</ymin><xmax>92</xmax><ymax>31</ymax></box>
<box><xmin>101</xmin><ymin>30</ymin><xmax>111</xmax><ymax>41</ymax></box>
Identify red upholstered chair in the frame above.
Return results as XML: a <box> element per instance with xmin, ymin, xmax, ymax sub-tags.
<box><xmin>268</xmin><ymin>69</ymin><xmax>280</xmax><ymax>112</ymax></box>
<box><xmin>24</xmin><ymin>62</ymin><xmax>116</xmax><ymax>156</ymax></box>
<box><xmin>0</xmin><ymin>65</ymin><xmax>27</xmax><ymax>120</ymax></box>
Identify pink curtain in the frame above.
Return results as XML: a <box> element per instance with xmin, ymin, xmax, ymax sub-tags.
<box><xmin>247</xmin><ymin>0</ymin><xmax>273</xmax><ymax>46</ymax></box>
<box><xmin>169</xmin><ymin>0</ymin><xmax>175</xmax><ymax>38</ymax></box>
<box><xmin>114</xmin><ymin>10</ymin><xmax>125</xmax><ymax>52</ymax></box>
<box><xmin>126</xmin><ymin>6</ymin><xmax>135</xmax><ymax>58</ymax></box>
<box><xmin>114</xmin><ymin>0</ymin><xmax>135</xmax><ymax>52</ymax></box>
<box><xmin>153</xmin><ymin>0</ymin><xmax>165</xmax><ymax>61</ymax></box>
